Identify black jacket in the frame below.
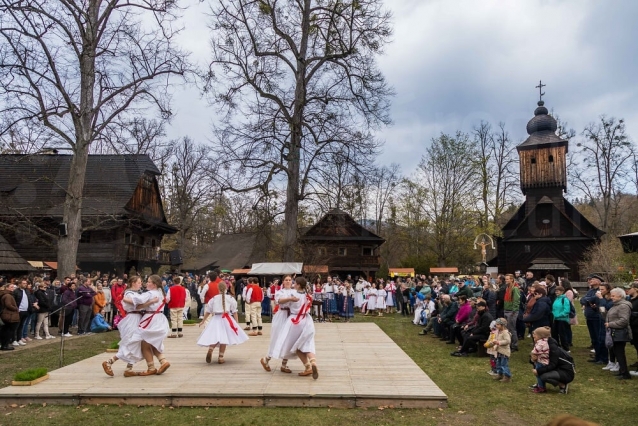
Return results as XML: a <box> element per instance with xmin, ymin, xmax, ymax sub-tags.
<box><xmin>629</xmin><ymin>296</ymin><xmax>638</xmax><ymax>332</ymax></box>
<box><xmin>536</xmin><ymin>337</ymin><xmax>575</xmax><ymax>384</ymax></box>
<box><xmin>471</xmin><ymin>310</ymin><xmax>494</xmax><ymax>338</ymax></box>
<box><xmin>482</xmin><ymin>289</ymin><xmax>497</xmax><ymax>318</ymax></box>
<box><xmin>523</xmin><ymin>296</ymin><xmax>552</xmax><ymax>330</ymax></box>
<box><xmin>34</xmin><ymin>289</ymin><xmax>51</xmax><ymax>313</ymax></box>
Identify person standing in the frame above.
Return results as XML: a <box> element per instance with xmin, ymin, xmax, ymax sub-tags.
<box><xmin>77</xmin><ymin>278</ymin><xmax>96</xmax><ymax>335</ymax></box>
<box><xmin>245</xmin><ymin>277</ymin><xmax>264</xmax><ymax>336</ymax></box>
<box><xmin>34</xmin><ymin>281</ymin><xmax>54</xmax><ymax>339</ymax></box>
<box><xmin>12</xmin><ymin>279</ymin><xmax>32</xmax><ymax>345</ymax></box>
<box><xmin>102</xmin><ymin>280</ymin><xmax>113</xmax><ymax>325</ymax></box>
<box><xmin>60</xmin><ymin>282</ymin><xmax>78</xmax><ymax>337</ymax></box>
<box><xmin>167</xmin><ymin>277</ymin><xmax>186</xmax><ymax>338</ymax></box>
<box><xmin>580</xmin><ymin>275</ymin><xmax>608</xmax><ymax>365</ymax></box>
<box><xmin>551</xmin><ymin>286</ymin><xmax>571</xmax><ymax>351</ymax></box>
<box><xmin>261</xmin><ymin>275</ymin><xmax>295</xmax><ymax>372</ymax></box>
<box><xmin>604</xmin><ymin>288</ymin><xmax>633</xmax><ymax>380</ymax></box>
<box><xmin>503</xmin><ymin>274</ymin><xmax>520</xmax><ymax>351</ymax></box>
<box><xmin>111</xmin><ymin>277</ymin><xmax>127</xmax><ymax>324</ymax></box>
<box><xmin>0</xmin><ymin>282</ymin><xmax>20</xmax><ymax>350</ymax></box>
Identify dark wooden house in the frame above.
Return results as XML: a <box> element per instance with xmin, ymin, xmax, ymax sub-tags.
<box><xmin>0</xmin><ymin>234</ymin><xmax>36</xmax><ymax>277</ymax></box>
<box><xmin>497</xmin><ymin>100</ymin><xmax>604</xmax><ymax>280</ymax></box>
<box><xmin>300</xmin><ymin>209</ymin><xmax>385</xmax><ymax>279</ymax></box>
<box><xmin>0</xmin><ymin>154</ymin><xmax>177</xmax><ymax>274</ymax></box>
<box><xmin>181</xmin><ymin>232</ymin><xmax>269</xmax><ymax>275</ymax></box>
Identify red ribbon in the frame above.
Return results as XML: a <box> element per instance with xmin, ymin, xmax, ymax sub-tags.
<box><xmin>223</xmin><ymin>312</ymin><xmax>238</xmax><ymax>335</ymax></box>
<box><xmin>139</xmin><ymin>302</ymin><xmax>165</xmax><ymax>329</ymax></box>
<box><xmin>273</xmin><ymin>305</ymin><xmax>280</xmax><ymax>314</ymax></box>
<box><xmin>291</xmin><ymin>294</ymin><xmax>313</xmax><ymax>325</ymax></box>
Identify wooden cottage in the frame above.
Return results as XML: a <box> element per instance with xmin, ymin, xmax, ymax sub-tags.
<box><xmin>0</xmin><ymin>234</ymin><xmax>36</xmax><ymax>277</ymax></box>
<box><xmin>497</xmin><ymin>100</ymin><xmax>604</xmax><ymax>280</ymax></box>
<box><xmin>181</xmin><ymin>232</ymin><xmax>268</xmax><ymax>275</ymax></box>
<box><xmin>0</xmin><ymin>154</ymin><xmax>177</xmax><ymax>274</ymax></box>
<box><xmin>300</xmin><ymin>209</ymin><xmax>385</xmax><ymax>279</ymax></box>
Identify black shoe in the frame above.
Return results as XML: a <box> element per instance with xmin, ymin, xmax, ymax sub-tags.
<box><xmin>0</xmin><ymin>346</ymin><xmax>14</xmax><ymax>351</ymax></box>
<box><xmin>511</xmin><ymin>347</ymin><xmax>519</xmax><ymax>352</ymax></box>
<box><xmin>617</xmin><ymin>375</ymin><xmax>631</xmax><ymax>380</ymax></box>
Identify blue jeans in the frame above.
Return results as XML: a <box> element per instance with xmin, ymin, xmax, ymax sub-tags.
<box><xmin>586</xmin><ymin>318</ymin><xmax>608</xmax><ymax>362</ymax></box>
<box><xmin>496</xmin><ymin>354</ymin><xmax>511</xmax><ymax>377</ymax></box>
<box><xmin>22</xmin><ymin>313</ymin><xmax>36</xmax><ymax>339</ymax></box>
<box><xmin>535</xmin><ymin>362</ymin><xmax>546</xmax><ymax>388</ymax></box>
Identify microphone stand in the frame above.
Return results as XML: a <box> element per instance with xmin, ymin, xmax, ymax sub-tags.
<box><xmin>47</xmin><ymin>295</ymin><xmax>83</xmax><ymax>368</ymax></box>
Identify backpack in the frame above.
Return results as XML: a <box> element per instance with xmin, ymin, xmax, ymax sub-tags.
<box><xmin>567</xmin><ymin>299</ymin><xmax>576</xmax><ymax>319</ymax></box>
<box><xmin>556</xmin><ymin>346</ymin><xmax>576</xmax><ymax>372</ymax></box>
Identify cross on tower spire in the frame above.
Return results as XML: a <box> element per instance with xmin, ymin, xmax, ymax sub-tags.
<box><xmin>535</xmin><ymin>80</ymin><xmax>546</xmax><ymax>102</ymax></box>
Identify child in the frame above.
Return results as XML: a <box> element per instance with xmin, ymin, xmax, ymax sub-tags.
<box><xmin>492</xmin><ymin>317</ymin><xmax>512</xmax><ymax>382</ymax></box>
<box><xmin>376</xmin><ymin>282</ymin><xmax>387</xmax><ymax>317</ymax></box>
<box><xmin>529</xmin><ymin>326</ymin><xmax>551</xmax><ymax>393</ymax></box>
<box><xmin>413</xmin><ymin>293</ymin><xmax>426</xmax><ymax>325</ymax></box>
<box><xmin>365</xmin><ymin>284</ymin><xmax>377</xmax><ymax>316</ymax></box>
<box><xmin>198</xmin><ymin>281</ymin><xmax>249</xmax><ymax>364</ymax></box>
<box><xmin>484</xmin><ymin>320</ymin><xmax>498</xmax><ymax>376</ymax></box>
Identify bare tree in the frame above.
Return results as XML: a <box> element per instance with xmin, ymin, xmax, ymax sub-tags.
<box><xmin>0</xmin><ymin>0</ymin><xmax>189</xmax><ymax>277</ymax></box>
<box><xmin>473</xmin><ymin>121</ymin><xmax>518</xmax><ymax>232</ymax></box>
<box><xmin>369</xmin><ymin>163</ymin><xmax>400</xmax><ymax>236</ymax></box>
<box><xmin>205</xmin><ymin>0</ymin><xmax>393</xmax><ymax>261</ymax></box>
<box><xmin>571</xmin><ymin>116</ymin><xmax>635</xmax><ymax>235</ymax></box>
<box><xmin>417</xmin><ymin>132</ymin><xmax>480</xmax><ymax>266</ymax></box>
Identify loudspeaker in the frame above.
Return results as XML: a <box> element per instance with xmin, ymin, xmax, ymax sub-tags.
<box><xmin>169</xmin><ymin>250</ymin><xmax>183</xmax><ymax>266</ymax></box>
<box><xmin>58</xmin><ymin>223</ymin><xmax>68</xmax><ymax>237</ymax></box>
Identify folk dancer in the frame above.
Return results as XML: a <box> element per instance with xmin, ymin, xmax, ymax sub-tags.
<box><xmin>128</xmin><ymin>275</ymin><xmax>171</xmax><ymax>376</ymax></box>
<box><xmin>260</xmin><ymin>275</ymin><xmax>296</xmax><ymax>372</ymax></box>
<box><xmin>271</xmin><ymin>277</ymin><xmax>319</xmax><ymax>379</ymax></box>
<box><xmin>197</xmin><ymin>281</ymin><xmax>248</xmax><ymax>364</ymax></box>
<box><xmin>102</xmin><ymin>276</ymin><xmax>158</xmax><ymax>377</ymax></box>
<box><xmin>376</xmin><ymin>282</ymin><xmax>387</xmax><ymax>317</ymax></box>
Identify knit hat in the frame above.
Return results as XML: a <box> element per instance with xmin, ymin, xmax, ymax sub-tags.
<box><xmin>533</xmin><ymin>326</ymin><xmax>551</xmax><ymax>339</ymax></box>
<box><xmin>495</xmin><ymin>318</ymin><xmax>507</xmax><ymax>327</ymax></box>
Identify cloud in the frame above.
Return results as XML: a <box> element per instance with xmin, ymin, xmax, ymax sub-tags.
<box><xmin>166</xmin><ymin>0</ymin><xmax>638</xmax><ymax>174</ymax></box>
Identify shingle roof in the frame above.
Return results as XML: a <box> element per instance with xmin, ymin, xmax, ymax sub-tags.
<box><xmin>0</xmin><ymin>234</ymin><xmax>36</xmax><ymax>272</ymax></box>
<box><xmin>517</xmin><ymin>101</ymin><xmax>568</xmax><ymax>152</ymax></box>
<box><xmin>182</xmin><ymin>233</ymin><xmax>268</xmax><ymax>272</ymax></box>
<box><xmin>0</xmin><ymin>154</ymin><xmax>161</xmax><ymax>217</ymax></box>
<box><xmin>301</xmin><ymin>209</ymin><xmax>385</xmax><ymax>243</ymax></box>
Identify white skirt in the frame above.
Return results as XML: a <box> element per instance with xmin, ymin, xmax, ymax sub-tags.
<box><xmin>270</xmin><ymin>314</ymin><xmax>316</xmax><ymax>360</ymax></box>
<box><xmin>267</xmin><ymin>310</ymin><xmax>289</xmax><ymax>358</ymax></box>
<box><xmin>354</xmin><ymin>291</ymin><xmax>364</xmax><ymax>308</ymax></box>
<box><xmin>367</xmin><ymin>296</ymin><xmax>377</xmax><ymax>310</ymax></box>
<box><xmin>116</xmin><ymin>313</ymin><xmax>143</xmax><ymax>364</ymax></box>
<box><xmin>197</xmin><ymin>314</ymin><xmax>249</xmax><ymax>347</ymax></box>
<box><xmin>376</xmin><ymin>297</ymin><xmax>386</xmax><ymax>310</ymax></box>
<box><xmin>129</xmin><ymin>313</ymin><xmax>170</xmax><ymax>355</ymax></box>
<box><xmin>386</xmin><ymin>292</ymin><xmax>395</xmax><ymax>307</ymax></box>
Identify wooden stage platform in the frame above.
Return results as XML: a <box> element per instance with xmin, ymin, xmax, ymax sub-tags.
<box><xmin>0</xmin><ymin>322</ymin><xmax>447</xmax><ymax>408</ymax></box>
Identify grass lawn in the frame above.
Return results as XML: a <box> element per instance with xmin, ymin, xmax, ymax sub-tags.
<box><xmin>0</xmin><ymin>313</ymin><xmax>634</xmax><ymax>425</ymax></box>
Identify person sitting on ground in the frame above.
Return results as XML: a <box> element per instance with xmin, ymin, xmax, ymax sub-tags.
<box><xmin>91</xmin><ymin>310</ymin><xmax>113</xmax><ymax>333</ymax></box>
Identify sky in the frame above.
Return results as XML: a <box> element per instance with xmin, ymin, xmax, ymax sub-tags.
<box><xmin>165</xmin><ymin>0</ymin><xmax>638</xmax><ymax>175</ymax></box>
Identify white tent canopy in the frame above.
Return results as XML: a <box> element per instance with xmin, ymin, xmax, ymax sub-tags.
<box><xmin>248</xmin><ymin>262</ymin><xmax>303</xmax><ymax>275</ymax></box>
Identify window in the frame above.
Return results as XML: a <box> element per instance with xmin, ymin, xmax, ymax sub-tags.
<box><xmin>531</xmin><ymin>157</ymin><xmax>536</xmax><ymax>164</ymax></box>
<box><xmin>338</xmin><ymin>247</ymin><xmax>347</xmax><ymax>256</ymax></box>
<box><xmin>549</xmin><ymin>155</ymin><xmax>554</xmax><ymax>163</ymax></box>
<box><xmin>318</xmin><ymin>247</ymin><xmax>327</xmax><ymax>256</ymax></box>
<box><xmin>362</xmin><ymin>247</ymin><xmax>373</xmax><ymax>256</ymax></box>
<box><xmin>524</xmin><ymin>245</ymin><xmax>531</xmax><ymax>253</ymax></box>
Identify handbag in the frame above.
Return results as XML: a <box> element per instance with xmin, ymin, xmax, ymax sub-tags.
<box><xmin>611</xmin><ymin>327</ymin><xmax>631</xmax><ymax>342</ymax></box>
<box><xmin>605</xmin><ymin>328</ymin><xmax>614</xmax><ymax>348</ymax></box>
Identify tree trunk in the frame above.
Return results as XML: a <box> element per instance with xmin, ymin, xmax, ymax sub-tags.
<box><xmin>57</xmin><ymin>1</ymin><xmax>98</xmax><ymax>278</ymax></box>
<box><xmin>57</xmin><ymin>144</ymin><xmax>89</xmax><ymax>277</ymax></box>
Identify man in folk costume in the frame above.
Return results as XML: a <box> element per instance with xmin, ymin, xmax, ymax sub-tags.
<box><xmin>245</xmin><ymin>277</ymin><xmax>264</xmax><ymax>336</ymax></box>
<box><xmin>503</xmin><ymin>274</ymin><xmax>521</xmax><ymax>352</ymax></box>
<box><xmin>167</xmin><ymin>276</ymin><xmax>186</xmax><ymax>338</ymax></box>
<box><xmin>204</xmin><ymin>271</ymin><xmax>223</xmax><ymax>304</ymax></box>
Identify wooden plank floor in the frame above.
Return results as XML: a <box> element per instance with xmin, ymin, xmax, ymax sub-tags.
<box><xmin>0</xmin><ymin>322</ymin><xmax>447</xmax><ymax>408</ymax></box>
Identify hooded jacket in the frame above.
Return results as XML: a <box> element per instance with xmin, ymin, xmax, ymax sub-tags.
<box><xmin>0</xmin><ymin>289</ymin><xmax>20</xmax><ymax>323</ymax></box>
<box><xmin>606</xmin><ymin>299</ymin><xmax>633</xmax><ymax>341</ymax></box>
<box><xmin>523</xmin><ymin>295</ymin><xmax>552</xmax><ymax>330</ymax></box>
<box><xmin>552</xmin><ymin>294</ymin><xmax>571</xmax><ymax>322</ymax></box>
